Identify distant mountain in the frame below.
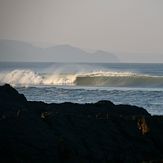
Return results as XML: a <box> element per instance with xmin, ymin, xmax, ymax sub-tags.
<box><xmin>0</xmin><ymin>39</ymin><xmax>119</xmax><ymax>62</ymax></box>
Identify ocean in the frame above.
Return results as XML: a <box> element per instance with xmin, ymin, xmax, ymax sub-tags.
<box><xmin>0</xmin><ymin>62</ymin><xmax>163</xmax><ymax>115</ymax></box>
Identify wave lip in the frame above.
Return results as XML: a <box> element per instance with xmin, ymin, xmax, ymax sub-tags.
<box><xmin>1</xmin><ymin>69</ymin><xmax>163</xmax><ymax>88</ymax></box>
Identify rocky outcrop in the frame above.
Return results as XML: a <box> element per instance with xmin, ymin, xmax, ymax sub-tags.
<box><xmin>0</xmin><ymin>84</ymin><xmax>163</xmax><ymax>162</ymax></box>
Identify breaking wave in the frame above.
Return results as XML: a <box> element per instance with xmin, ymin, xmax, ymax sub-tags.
<box><xmin>1</xmin><ymin>69</ymin><xmax>163</xmax><ymax>87</ymax></box>
<box><xmin>0</xmin><ymin>69</ymin><xmax>77</xmax><ymax>86</ymax></box>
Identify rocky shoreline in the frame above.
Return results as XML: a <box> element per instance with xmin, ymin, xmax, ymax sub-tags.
<box><xmin>0</xmin><ymin>84</ymin><xmax>163</xmax><ymax>162</ymax></box>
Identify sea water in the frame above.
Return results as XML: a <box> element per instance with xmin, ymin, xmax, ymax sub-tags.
<box><xmin>0</xmin><ymin>62</ymin><xmax>163</xmax><ymax>115</ymax></box>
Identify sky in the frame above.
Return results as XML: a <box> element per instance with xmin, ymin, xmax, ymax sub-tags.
<box><xmin>0</xmin><ymin>0</ymin><xmax>163</xmax><ymax>62</ymax></box>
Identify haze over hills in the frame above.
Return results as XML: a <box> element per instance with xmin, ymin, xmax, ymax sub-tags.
<box><xmin>0</xmin><ymin>39</ymin><xmax>119</xmax><ymax>62</ymax></box>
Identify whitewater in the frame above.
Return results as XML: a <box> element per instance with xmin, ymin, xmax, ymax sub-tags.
<box><xmin>0</xmin><ymin>62</ymin><xmax>163</xmax><ymax>115</ymax></box>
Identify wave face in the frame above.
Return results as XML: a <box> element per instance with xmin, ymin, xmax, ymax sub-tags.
<box><xmin>75</xmin><ymin>73</ymin><xmax>163</xmax><ymax>87</ymax></box>
<box><xmin>1</xmin><ymin>69</ymin><xmax>163</xmax><ymax>87</ymax></box>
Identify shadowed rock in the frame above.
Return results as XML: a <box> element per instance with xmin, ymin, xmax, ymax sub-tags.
<box><xmin>0</xmin><ymin>84</ymin><xmax>163</xmax><ymax>162</ymax></box>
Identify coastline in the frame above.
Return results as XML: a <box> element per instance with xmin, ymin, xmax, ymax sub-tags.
<box><xmin>0</xmin><ymin>84</ymin><xmax>163</xmax><ymax>162</ymax></box>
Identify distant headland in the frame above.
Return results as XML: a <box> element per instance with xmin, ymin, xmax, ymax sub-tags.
<box><xmin>0</xmin><ymin>39</ymin><xmax>119</xmax><ymax>62</ymax></box>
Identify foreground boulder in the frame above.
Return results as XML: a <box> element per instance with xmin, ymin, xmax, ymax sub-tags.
<box><xmin>0</xmin><ymin>84</ymin><xmax>163</xmax><ymax>162</ymax></box>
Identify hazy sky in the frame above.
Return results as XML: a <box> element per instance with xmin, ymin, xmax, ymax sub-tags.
<box><xmin>0</xmin><ymin>0</ymin><xmax>163</xmax><ymax>62</ymax></box>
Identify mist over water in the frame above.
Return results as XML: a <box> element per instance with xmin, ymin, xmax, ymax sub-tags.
<box><xmin>1</xmin><ymin>62</ymin><xmax>163</xmax><ymax>115</ymax></box>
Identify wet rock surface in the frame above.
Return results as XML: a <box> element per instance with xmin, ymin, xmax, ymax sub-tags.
<box><xmin>0</xmin><ymin>84</ymin><xmax>163</xmax><ymax>162</ymax></box>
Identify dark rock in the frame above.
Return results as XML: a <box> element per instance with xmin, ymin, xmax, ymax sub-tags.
<box><xmin>0</xmin><ymin>84</ymin><xmax>163</xmax><ymax>162</ymax></box>
<box><xmin>96</xmin><ymin>100</ymin><xmax>114</xmax><ymax>106</ymax></box>
<box><xmin>0</xmin><ymin>83</ymin><xmax>27</xmax><ymax>104</ymax></box>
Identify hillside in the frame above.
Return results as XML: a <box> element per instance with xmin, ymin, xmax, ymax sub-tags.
<box><xmin>0</xmin><ymin>39</ymin><xmax>119</xmax><ymax>62</ymax></box>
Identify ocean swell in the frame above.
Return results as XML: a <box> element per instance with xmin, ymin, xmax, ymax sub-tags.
<box><xmin>1</xmin><ymin>69</ymin><xmax>163</xmax><ymax>87</ymax></box>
